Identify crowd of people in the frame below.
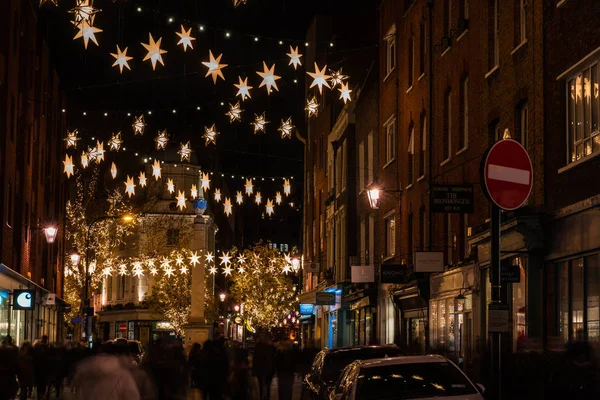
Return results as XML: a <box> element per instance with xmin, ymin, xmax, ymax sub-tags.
<box><xmin>0</xmin><ymin>332</ymin><xmax>318</xmax><ymax>400</ymax></box>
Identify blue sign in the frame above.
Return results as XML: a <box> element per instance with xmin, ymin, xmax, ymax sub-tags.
<box><xmin>299</xmin><ymin>304</ymin><xmax>315</xmax><ymax>315</ymax></box>
<box><xmin>71</xmin><ymin>317</ymin><xmax>84</xmax><ymax>323</ymax></box>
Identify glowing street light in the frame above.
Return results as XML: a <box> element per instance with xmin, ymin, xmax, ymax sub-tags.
<box><xmin>234</xmin><ymin>305</ymin><xmax>240</xmax><ymax>312</ymax></box>
<box><xmin>219</xmin><ymin>293</ymin><xmax>226</xmax><ymax>302</ymax></box>
<box><xmin>70</xmin><ymin>251</ymin><xmax>81</xmax><ymax>266</ymax></box>
<box><xmin>42</xmin><ymin>227</ymin><xmax>58</xmax><ymax>244</ymax></box>
<box><xmin>291</xmin><ymin>258</ymin><xmax>301</xmax><ymax>272</ymax></box>
<box><xmin>367</xmin><ymin>187</ymin><xmax>381</xmax><ymax>209</ymax></box>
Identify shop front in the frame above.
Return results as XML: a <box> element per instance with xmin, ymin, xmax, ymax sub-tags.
<box><xmin>96</xmin><ymin>307</ymin><xmax>168</xmax><ymax>347</ymax></box>
<box><xmin>345</xmin><ymin>288</ymin><xmax>377</xmax><ymax>346</ymax></box>
<box><xmin>391</xmin><ymin>279</ymin><xmax>429</xmax><ymax>355</ymax></box>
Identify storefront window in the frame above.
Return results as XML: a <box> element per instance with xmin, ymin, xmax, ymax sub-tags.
<box><xmin>513</xmin><ymin>258</ymin><xmax>527</xmax><ymax>351</ymax></box>
<box><xmin>586</xmin><ymin>255</ymin><xmax>599</xmax><ymax>341</ymax></box>
<box><xmin>429</xmin><ymin>301</ymin><xmax>437</xmax><ymax>346</ymax></box>
<box><xmin>439</xmin><ymin>300</ymin><xmax>446</xmax><ymax>347</ymax></box>
<box><xmin>572</xmin><ymin>258</ymin><xmax>585</xmax><ymax>340</ymax></box>
<box><xmin>448</xmin><ymin>301</ymin><xmax>455</xmax><ymax>352</ymax></box>
<box><xmin>365</xmin><ymin>308</ymin><xmax>373</xmax><ymax>344</ymax></box>
<box><xmin>559</xmin><ymin>262</ymin><xmax>569</xmax><ymax>343</ymax></box>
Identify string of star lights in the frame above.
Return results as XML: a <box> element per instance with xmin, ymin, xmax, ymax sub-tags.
<box><xmin>72</xmin><ymin>248</ymin><xmax>302</xmax><ymax>280</ymax></box>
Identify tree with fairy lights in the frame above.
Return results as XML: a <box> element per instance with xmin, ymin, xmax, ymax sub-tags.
<box><xmin>229</xmin><ymin>244</ymin><xmax>299</xmax><ymax>329</ymax></box>
<box><xmin>63</xmin><ymin>167</ymin><xmax>137</xmax><ymax>326</ymax></box>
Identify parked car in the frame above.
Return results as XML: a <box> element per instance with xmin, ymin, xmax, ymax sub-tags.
<box><xmin>329</xmin><ymin>355</ymin><xmax>485</xmax><ymax>400</ymax></box>
<box><xmin>303</xmin><ymin>345</ymin><xmax>403</xmax><ymax>400</ymax></box>
<box><xmin>111</xmin><ymin>338</ymin><xmax>145</xmax><ymax>365</ymax></box>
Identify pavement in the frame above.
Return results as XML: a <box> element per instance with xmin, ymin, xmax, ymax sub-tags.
<box><xmin>186</xmin><ymin>375</ymin><xmax>303</xmax><ymax>400</ymax></box>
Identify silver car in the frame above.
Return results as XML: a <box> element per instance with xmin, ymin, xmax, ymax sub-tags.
<box><xmin>329</xmin><ymin>355</ymin><xmax>485</xmax><ymax>400</ymax></box>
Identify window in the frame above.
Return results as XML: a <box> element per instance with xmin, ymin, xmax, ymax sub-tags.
<box><xmin>368</xmin><ymin>215</ymin><xmax>375</xmax><ymax>264</ymax></box>
<box><xmin>519</xmin><ymin>103</ymin><xmax>529</xmax><ymax>149</ymax></box>
<box><xmin>367</xmin><ymin>131</ymin><xmax>374</xmax><ymax>184</ymax></box>
<box><xmin>587</xmin><ymin>254</ymin><xmax>599</xmax><ymax>341</ymax></box>
<box><xmin>459</xmin><ymin>77</ymin><xmax>469</xmax><ymax>150</ymax></box>
<box><xmin>443</xmin><ymin>90</ymin><xmax>452</xmax><ymax>161</ymax></box>
<box><xmin>358</xmin><ymin>141</ymin><xmax>365</xmax><ymax>191</ymax></box>
<box><xmin>385</xmin><ymin>117</ymin><xmax>397</xmax><ymax>164</ymax></box>
<box><xmin>516</xmin><ymin>0</ymin><xmax>527</xmax><ymax>45</ymax></box>
<box><xmin>460</xmin><ymin>0</ymin><xmax>470</xmax><ymax>21</ymax></box>
<box><xmin>490</xmin><ymin>120</ymin><xmax>500</xmax><ymax>143</ymax></box>
<box><xmin>166</xmin><ymin>229</ymin><xmax>180</xmax><ymax>246</ymax></box>
<box><xmin>385</xmin><ymin>25</ymin><xmax>397</xmax><ymax>77</ymax></box>
<box><xmin>444</xmin><ymin>0</ymin><xmax>452</xmax><ymax>37</ymax></box>
<box><xmin>107</xmin><ymin>275</ymin><xmax>113</xmax><ymax>301</ymax></box>
<box><xmin>419</xmin><ymin>113</ymin><xmax>426</xmax><ymax>177</ymax></box>
<box><xmin>446</xmin><ymin>215</ymin><xmax>453</xmax><ymax>264</ymax></box>
<box><xmin>419</xmin><ymin>24</ymin><xmax>426</xmax><ymax>76</ymax></box>
<box><xmin>117</xmin><ymin>275</ymin><xmax>126</xmax><ymax>300</ymax></box>
<box><xmin>489</xmin><ymin>0</ymin><xmax>500</xmax><ymax>69</ymax></box>
<box><xmin>360</xmin><ymin>219</ymin><xmax>366</xmax><ymax>264</ymax></box>
<box><xmin>408</xmin><ymin>213</ymin><xmax>414</xmax><ymax>261</ymax></box>
<box><xmin>567</xmin><ymin>61</ymin><xmax>600</xmax><ymax>163</ymax></box>
<box><xmin>312</xmin><ymin>220</ymin><xmax>317</xmax><ymax>258</ymax></box>
<box><xmin>408</xmin><ymin>36</ymin><xmax>414</xmax><ymax>88</ymax></box>
<box><xmin>385</xmin><ymin>214</ymin><xmax>396</xmax><ymax>258</ymax></box>
<box><xmin>408</xmin><ymin>124</ymin><xmax>415</xmax><ymax>185</ymax></box>
<box><xmin>419</xmin><ymin>207</ymin><xmax>426</xmax><ymax>250</ymax></box>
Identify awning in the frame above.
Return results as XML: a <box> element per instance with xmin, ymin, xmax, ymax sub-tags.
<box><xmin>391</xmin><ymin>280</ymin><xmax>429</xmax><ymax>311</ymax></box>
<box><xmin>0</xmin><ymin>263</ymin><xmax>69</xmax><ymax>308</ymax></box>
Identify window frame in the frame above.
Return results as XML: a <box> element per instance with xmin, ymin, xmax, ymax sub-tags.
<box><xmin>443</xmin><ymin>90</ymin><xmax>453</xmax><ymax>163</ymax></box>
<box><xmin>385</xmin><ymin>213</ymin><xmax>396</xmax><ymax>258</ymax></box>
<box><xmin>408</xmin><ymin>35</ymin><xmax>415</xmax><ymax>89</ymax></box>
<box><xmin>384</xmin><ymin>116</ymin><xmax>397</xmax><ymax>166</ymax></box>
<box><xmin>519</xmin><ymin>0</ymin><xmax>527</xmax><ymax>44</ymax></box>
<box><xmin>459</xmin><ymin>77</ymin><xmax>469</xmax><ymax>152</ymax></box>
<box><xmin>493</xmin><ymin>0</ymin><xmax>500</xmax><ymax>68</ymax></box>
<box><xmin>419</xmin><ymin>113</ymin><xmax>427</xmax><ymax>179</ymax></box>
<box><xmin>520</xmin><ymin>103</ymin><xmax>529</xmax><ymax>149</ymax></box>
<box><xmin>358</xmin><ymin>140</ymin><xmax>365</xmax><ymax>193</ymax></box>
<box><xmin>385</xmin><ymin>25</ymin><xmax>397</xmax><ymax>79</ymax></box>
<box><xmin>407</xmin><ymin>123</ymin><xmax>415</xmax><ymax>186</ymax></box>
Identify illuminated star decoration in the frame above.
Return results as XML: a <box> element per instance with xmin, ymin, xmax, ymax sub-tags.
<box><xmin>245</xmin><ymin>178</ymin><xmax>254</xmax><ymax>195</ymax></box>
<box><xmin>180</xmin><ymin>265</ymin><xmax>188</xmax><ymax>274</ymax></box>
<box><xmin>108</xmin><ymin>132</ymin><xmax>123</xmax><ymax>151</ymax></box>
<box><xmin>226</xmin><ymin>102</ymin><xmax>243</xmax><ymax>122</ymax></box>
<box><xmin>95</xmin><ymin>141</ymin><xmax>105</xmax><ymax>163</ymax></box>
<box><xmin>251</xmin><ymin>113</ymin><xmax>269</xmax><ymax>134</ymax></box>
<box><xmin>238</xmin><ymin>264</ymin><xmax>245</xmax><ymax>274</ymax></box>
<box><xmin>175</xmin><ymin>256</ymin><xmax>184</xmax><ymax>266</ymax></box>
<box><xmin>63</xmin><ymin>155</ymin><xmax>75</xmax><ymax>178</ymax></box>
<box><xmin>282</xmin><ymin>263</ymin><xmax>292</xmax><ymax>274</ymax></box>
<box><xmin>232</xmin><ymin>0</ymin><xmax>247</xmax><ymax>7</ymax></box>
<box><xmin>278</xmin><ymin>117</ymin><xmax>294</xmax><ymax>139</ymax></box>
<box><xmin>339</xmin><ymin>82</ymin><xmax>352</xmax><ymax>104</ymax></box>
<box><xmin>73</xmin><ymin>19</ymin><xmax>102</xmax><ymax>49</ymax></box>
<box><xmin>132</xmin><ymin>115</ymin><xmax>146</xmax><ymax>135</ymax></box>
<box><xmin>176</xmin><ymin>190</ymin><xmax>187</xmax><ymax>210</ymax></box>
<box><xmin>305</xmin><ymin>96</ymin><xmax>319</xmax><ymax>117</ymax></box>
<box><xmin>190</xmin><ymin>184</ymin><xmax>198</xmax><ymax>199</ymax></box>
<box><xmin>237</xmin><ymin>254</ymin><xmax>246</xmax><ymax>265</ymax></box>
<box><xmin>40</xmin><ymin>0</ymin><xmax>58</xmax><ymax>6</ymax></box>
<box><xmin>214</xmin><ymin>188</ymin><xmax>222</xmax><ymax>203</ymax></box>
<box><xmin>223</xmin><ymin>265</ymin><xmax>233</xmax><ymax>276</ymax></box>
<box><xmin>307</xmin><ymin>62</ymin><xmax>332</xmax><ymax>94</ymax></box>
<box><xmin>161</xmin><ymin>258</ymin><xmax>171</xmax><ymax>269</ymax></box>
<box><xmin>209</xmin><ymin>266</ymin><xmax>218</xmax><ymax>275</ymax></box>
<box><xmin>152</xmin><ymin>159</ymin><xmax>162</xmax><ymax>180</ymax></box>
<box><xmin>118</xmin><ymin>264</ymin><xmax>128</xmax><ymax>276</ymax></box>
<box><xmin>255</xmin><ymin>192</ymin><xmax>262</xmax><ymax>205</ymax></box>
<box><xmin>224</xmin><ymin>197</ymin><xmax>233</xmax><ymax>216</ymax></box>
<box><xmin>167</xmin><ymin>178</ymin><xmax>175</xmax><ymax>194</ymax></box>
<box><xmin>219</xmin><ymin>251</ymin><xmax>232</xmax><ymax>267</ymax></box>
<box><xmin>164</xmin><ymin>267</ymin><xmax>175</xmax><ymax>278</ymax></box>
<box><xmin>234</xmin><ymin>76</ymin><xmax>252</xmax><ymax>101</ymax></box>
<box><xmin>286</xmin><ymin>46</ymin><xmax>303</xmax><ymax>70</ymax></box>
<box><xmin>202</xmin><ymin>50</ymin><xmax>227</xmax><ymax>84</ymax></box>
<box><xmin>80</xmin><ymin>152</ymin><xmax>89</xmax><ymax>168</ymax></box>
<box><xmin>329</xmin><ymin>68</ymin><xmax>348</xmax><ymax>88</ymax></box>
<box><xmin>176</xmin><ymin>25</ymin><xmax>195</xmax><ymax>52</ymax></box>
<box><xmin>110</xmin><ymin>45</ymin><xmax>133</xmax><ymax>73</ymax></box>
<box><xmin>87</xmin><ymin>147</ymin><xmax>98</xmax><ymax>163</ymax></box>
<box><xmin>110</xmin><ymin>162</ymin><xmax>117</xmax><ymax>179</ymax></box>
<box><xmin>141</xmin><ymin>33</ymin><xmax>167</xmax><ymax>70</ymax></box>
<box><xmin>124</xmin><ymin>176</ymin><xmax>136</xmax><ymax>197</ymax></box>
<box><xmin>178</xmin><ymin>141</ymin><xmax>193</xmax><ymax>162</ymax></box>
<box><xmin>189</xmin><ymin>252</ymin><xmax>200</xmax><ymax>266</ymax></box>
<box><xmin>257</xmin><ymin>62</ymin><xmax>281</xmax><ymax>94</ymax></box>
<box><xmin>201</xmin><ymin>173</ymin><xmax>211</xmax><ymax>191</ymax></box>
<box><xmin>69</xmin><ymin>0</ymin><xmax>100</xmax><ymax>25</ymax></box>
<box><xmin>203</xmin><ymin>124</ymin><xmax>219</xmax><ymax>146</ymax></box>
<box><xmin>205</xmin><ymin>252</ymin><xmax>215</xmax><ymax>263</ymax></box>
<box><xmin>283</xmin><ymin>179</ymin><xmax>292</xmax><ymax>196</ymax></box>
<box><xmin>155</xmin><ymin>130</ymin><xmax>169</xmax><ymax>150</ymax></box>
<box><xmin>149</xmin><ymin>266</ymin><xmax>158</xmax><ymax>276</ymax></box>
<box><xmin>266</xmin><ymin>199</ymin><xmax>274</xmax><ymax>216</ymax></box>
<box><xmin>102</xmin><ymin>267</ymin><xmax>113</xmax><ymax>277</ymax></box>
<box><xmin>65</xmin><ymin>129</ymin><xmax>79</xmax><ymax>148</ymax></box>
<box><xmin>276</xmin><ymin>191</ymin><xmax>282</xmax><ymax>205</ymax></box>
<box><xmin>236</xmin><ymin>191</ymin><xmax>244</xmax><ymax>205</ymax></box>
<box><xmin>139</xmin><ymin>172</ymin><xmax>147</xmax><ymax>187</ymax></box>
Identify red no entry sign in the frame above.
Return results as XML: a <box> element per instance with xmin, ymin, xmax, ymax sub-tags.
<box><xmin>482</xmin><ymin>139</ymin><xmax>533</xmax><ymax>210</ymax></box>
<box><xmin>119</xmin><ymin>323</ymin><xmax>127</xmax><ymax>333</ymax></box>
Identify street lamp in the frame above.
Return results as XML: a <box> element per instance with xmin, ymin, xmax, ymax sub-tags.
<box><xmin>234</xmin><ymin>305</ymin><xmax>240</xmax><ymax>312</ymax></box>
<box><xmin>291</xmin><ymin>257</ymin><xmax>300</xmax><ymax>272</ymax></box>
<box><xmin>43</xmin><ymin>227</ymin><xmax>59</xmax><ymax>244</ymax></box>
<box><xmin>219</xmin><ymin>293</ymin><xmax>226</xmax><ymax>302</ymax></box>
<box><xmin>70</xmin><ymin>251</ymin><xmax>81</xmax><ymax>266</ymax></box>
<box><xmin>367</xmin><ymin>187</ymin><xmax>381</xmax><ymax>209</ymax></box>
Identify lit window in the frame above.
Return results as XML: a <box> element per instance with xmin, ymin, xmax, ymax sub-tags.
<box><xmin>385</xmin><ymin>116</ymin><xmax>397</xmax><ymax>164</ymax></box>
<box><xmin>385</xmin><ymin>215</ymin><xmax>396</xmax><ymax>257</ymax></box>
<box><xmin>385</xmin><ymin>25</ymin><xmax>396</xmax><ymax>77</ymax></box>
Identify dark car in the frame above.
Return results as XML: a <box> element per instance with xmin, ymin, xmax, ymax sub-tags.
<box><xmin>111</xmin><ymin>338</ymin><xmax>145</xmax><ymax>365</ymax></box>
<box><xmin>302</xmin><ymin>345</ymin><xmax>403</xmax><ymax>400</ymax></box>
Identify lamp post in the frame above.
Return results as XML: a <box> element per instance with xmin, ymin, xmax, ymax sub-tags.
<box><xmin>366</xmin><ymin>184</ymin><xmax>402</xmax><ymax>210</ymax></box>
<box><xmin>42</xmin><ymin>227</ymin><xmax>59</xmax><ymax>244</ymax></box>
<box><xmin>79</xmin><ymin>213</ymin><xmax>134</xmax><ymax>340</ymax></box>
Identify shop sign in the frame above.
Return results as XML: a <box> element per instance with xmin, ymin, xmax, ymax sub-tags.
<box><xmin>70</xmin><ymin>317</ymin><xmax>83</xmax><ymax>323</ymax></box>
<box><xmin>350</xmin><ymin>296</ymin><xmax>370</xmax><ymax>310</ymax></box>
<box><xmin>380</xmin><ymin>264</ymin><xmax>405</xmax><ymax>283</ymax></box>
<box><xmin>13</xmin><ymin>289</ymin><xmax>35</xmax><ymax>310</ymax></box>
<box><xmin>430</xmin><ymin>184</ymin><xmax>474</xmax><ymax>214</ymax></box>
<box><xmin>500</xmin><ymin>260</ymin><xmax>521</xmax><ymax>283</ymax></box>
<box><xmin>488</xmin><ymin>304</ymin><xmax>509</xmax><ymax>333</ymax></box>
<box><xmin>351</xmin><ymin>265</ymin><xmax>374</xmax><ymax>283</ymax></box>
<box><xmin>305</xmin><ymin>263</ymin><xmax>320</xmax><ymax>273</ymax></box>
<box><xmin>415</xmin><ymin>252</ymin><xmax>444</xmax><ymax>272</ymax></box>
<box><xmin>299</xmin><ymin>304</ymin><xmax>315</xmax><ymax>315</ymax></box>
<box><xmin>316</xmin><ymin>292</ymin><xmax>336</xmax><ymax>305</ymax></box>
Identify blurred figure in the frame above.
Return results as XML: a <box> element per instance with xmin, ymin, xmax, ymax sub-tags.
<box><xmin>108</xmin><ymin>340</ymin><xmax>157</xmax><ymax>400</ymax></box>
<box><xmin>300</xmin><ymin>340</ymin><xmax>320</xmax><ymax>377</ymax></box>
<box><xmin>70</xmin><ymin>353</ymin><xmax>140</xmax><ymax>400</ymax></box>
<box><xmin>252</xmin><ymin>333</ymin><xmax>275</xmax><ymax>400</ymax></box>
<box><xmin>275</xmin><ymin>338</ymin><xmax>298</xmax><ymax>400</ymax></box>
<box><xmin>552</xmin><ymin>341</ymin><xmax>600</xmax><ymax>399</ymax></box>
<box><xmin>230</xmin><ymin>341</ymin><xmax>249</xmax><ymax>400</ymax></box>
<box><xmin>188</xmin><ymin>343</ymin><xmax>202</xmax><ymax>389</ymax></box>
<box><xmin>0</xmin><ymin>335</ymin><xmax>19</xmax><ymax>400</ymax></box>
<box><xmin>50</xmin><ymin>342</ymin><xmax>68</xmax><ymax>399</ymax></box>
<box><xmin>32</xmin><ymin>335</ymin><xmax>51</xmax><ymax>400</ymax></box>
<box><xmin>18</xmin><ymin>341</ymin><xmax>34</xmax><ymax>400</ymax></box>
<box><xmin>197</xmin><ymin>339</ymin><xmax>229</xmax><ymax>400</ymax></box>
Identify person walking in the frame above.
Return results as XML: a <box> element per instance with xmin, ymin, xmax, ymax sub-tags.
<box><xmin>0</xmin><ymin>335</ymin><xmax>19</xmax><ymax>400</ymax></box>
<box><xmin>230</xmin><ymin>341</ymin><xmax>249</xmax><ymax>400</ymax></box>
<box><xmin>188</xmin><ymin>343</ymin><xmax>202</xmax><ymax>389</ymax></box>
<box><xmin>275</xmin><ymin>339</ymin><xmax>298</xmax><ymax>400</ymax></box>
<box><xmin>18</xmin><ymin>341</ymin><xmax>34</xmax><ymax>400</ymax></box>
<box><xmin>32</xmin><ymin>335</ymin><xmax>51</xmax><ymax>400</ymax></box>
<box><xmin>252</xmin><ymin>333</ymin><xmax>275</xmax><ymax>400</ymax></box>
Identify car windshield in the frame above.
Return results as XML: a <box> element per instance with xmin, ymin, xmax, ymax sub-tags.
<box><xmin>356</xmin><ymin>362</ymin><xmax>477</xmax><ymax>400</ymax></box>
<box><xmin>322</xmin><ymin>348</ymin><xmax>402</xmax><ymax>383</ymax></box>
<box><xmin>128</xmin><ymin>342</ymin><xmax>141</xmax><ymax>354</ymax></box>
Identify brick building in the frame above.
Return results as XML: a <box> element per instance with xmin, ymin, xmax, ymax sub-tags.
<box><xmin>0</xmin><ymin>0</ymin><xmax>68</xmax><ymax>344</ymax></box>
<box><xmin>543</xmin><ymin>0</ymin><xmax>600</xmax><ymax>346</ymax></box>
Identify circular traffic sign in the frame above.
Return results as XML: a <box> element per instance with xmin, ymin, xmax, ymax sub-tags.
<box><xmin>482</xmin><ymin>139</ymin><xmax>533</xmax><ymax>210</ymax></box>
<box><xmin>119</xmin><ymin>323</ymin><xmax>127</xmax><ymax>333</ymax></box>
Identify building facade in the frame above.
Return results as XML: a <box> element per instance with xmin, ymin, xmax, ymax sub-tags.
<box><xmin>0</xmin><ymin>0</ymin><xmax>68</xmax><ymax>345</ymax></box>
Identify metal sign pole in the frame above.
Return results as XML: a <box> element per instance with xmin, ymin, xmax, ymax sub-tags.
<box><xmin>490</xmin><ymin>205</ymin><xmax>502</xmax><ymax>400</ymax></box>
